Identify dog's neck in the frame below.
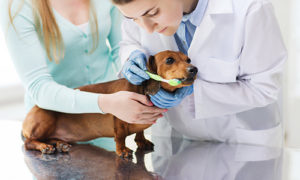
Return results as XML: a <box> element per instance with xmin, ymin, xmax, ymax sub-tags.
<box><xmin>160</xmin><ymin>82</ymin><xmax>177</xmax><ymax>92</ymax></box>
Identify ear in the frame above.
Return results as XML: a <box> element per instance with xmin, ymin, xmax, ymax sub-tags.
<box><xmin>143</xmin><ymin>79</ymin><xmax>160</xmax><ymax>96</ymax></box>
<box><xmin>147</xmin><ymin>55</ymin><xmax>157</xmax><ymax>73</ymax></box>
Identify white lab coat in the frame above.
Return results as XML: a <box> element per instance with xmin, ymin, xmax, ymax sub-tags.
<box><xmin>119</xmin><ymin>0</ymin><xmax>287</xmax><ymax>147</ymax></box>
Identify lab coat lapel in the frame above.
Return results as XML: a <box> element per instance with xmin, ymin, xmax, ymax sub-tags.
<box><xmin>188</xmin><ymin>15</ymin><xmax>215</xmax><ymax>65</ymax></box>
<box><xmin>188</xmin><ymin>0</ymin><xmax>233</xmax><ymax>63</ymax></box>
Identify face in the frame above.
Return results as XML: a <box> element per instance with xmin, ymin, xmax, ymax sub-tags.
<box><xmin>154</xmin><ymin>51</ymin><xmax>198</xmax><ymax>89</ymax></box>
<box><xmin>116</xmin><ymin>0</ymin><xmax>184</xmax><ymax>36</ymax></box>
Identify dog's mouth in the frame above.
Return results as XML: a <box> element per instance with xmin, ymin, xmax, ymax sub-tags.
<box><xmin>178</xmin><ymin>77</ymin><xmax>195</xmax><ymax>85</ymax></box>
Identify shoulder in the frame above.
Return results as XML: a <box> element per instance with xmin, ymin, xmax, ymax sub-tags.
<box><xmin>0</xmin><ymin>0</ymin><xmax>33</xmax><ymax>23</ymax></box>
<box><xmin>92</xmin><ymin>0</ymin><xmax>115</xmax><ymax>12</ymax></box>
<box><xmin>231</xmin><ymin>0</ymin><xmax>274</xmax><ymax>15</ymax></box>
<box><xmin>122</xmin><ymin>18</ymin><xmax>142</xmax><ymax>33</ymax></box>
<box><xmin>1</xmin><ymin>0</ymin><xmax>33</xmax><ymax>17</ymax></box>
<box><xmin>0</xmin><ymin>0</ymin><xmax>34</xmax><ymax>30</ymax></box>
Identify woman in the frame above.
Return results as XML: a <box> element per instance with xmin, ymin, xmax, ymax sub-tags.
<box><xmin>113</xmin><ymin>0</ymin><xmax>287</xmax><ymax>147</ymax></box>
<box><xmin>0</xmin><ymin>0</ymin><xmax>165</xmax><ymax>124</ymax></box>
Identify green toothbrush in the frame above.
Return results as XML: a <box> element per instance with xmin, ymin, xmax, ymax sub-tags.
<box><xmin>146</xmin><ymin>71</ymin><xmax>181</xmax><ymax>86</ymax></box>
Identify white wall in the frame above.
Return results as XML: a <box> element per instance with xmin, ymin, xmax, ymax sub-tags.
<box><xmin>0</xmin><ymin>25</ymin><xmax>24</xmax><ymax>104</ymax></box>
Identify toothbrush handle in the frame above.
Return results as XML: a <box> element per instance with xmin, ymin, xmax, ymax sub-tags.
<box><xmin>146</xmin><ymin>71</ymin><xmax>164</xmax><ymax>82</ymax></box>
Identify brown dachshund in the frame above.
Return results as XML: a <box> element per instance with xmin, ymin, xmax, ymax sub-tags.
<box><xmin>22</xmin><ymin>50</ymin><xmax>198</xmax><ymax>158</ymax></box>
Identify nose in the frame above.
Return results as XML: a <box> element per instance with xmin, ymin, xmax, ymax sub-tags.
<box><xmin>187</xmin><ymin>66</ymin><xmax>198</xmax><ymax>77</ymax></box>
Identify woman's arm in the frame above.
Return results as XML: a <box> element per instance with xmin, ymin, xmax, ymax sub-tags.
<box><xmin>1</xmin><ymin>2</ymin><xmax>102</xmax><ymax>113</ymax></box>
<box><xmin>107</xmin><ymin>6</ymin><xmax>122</xmax><ymax>70</ymax></box>
<box><xmin>193</xmin><ymin>2</ymin><xmax>287</xmax><ymax>119</ymax></box>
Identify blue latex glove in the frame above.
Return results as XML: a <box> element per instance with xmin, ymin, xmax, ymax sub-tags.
<box><xmin>150</xmin><ymin>85</ymin><xmax>194</xmax><ymax>109</ymax></box>
<box><xmin>122</xmin><ymin>50</ymin><xmax>150</xmax><ymax>85</ymax></box>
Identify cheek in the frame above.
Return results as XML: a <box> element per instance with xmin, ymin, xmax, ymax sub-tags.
<box><xmin>164</xmin><ymin>66</ymin><xmax>186</xmax><ymax>79</ymax></box>
<box><xmin>157</xmin><ymin>11</ymin><xmax>181</xmax><ymax>26</ymax></box>
<box><xmin>157</xmin><ymin>6</ymin><xmax>182</xmax><ymax>35</ymax></box>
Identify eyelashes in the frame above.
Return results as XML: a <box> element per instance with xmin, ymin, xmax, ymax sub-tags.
<box><xmin>147</xmin><ymin>9</ymin><xmax>160</xmax><ymax>17</ymax></box>
<box><xmin>124</xmin><ymin>8</ymin><xmax>160</xmax><ymax>21</ymax></box>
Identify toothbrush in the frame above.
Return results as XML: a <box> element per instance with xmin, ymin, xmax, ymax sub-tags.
<box><xmin>146</xmin><ymin>71</ymin><xmax>182</xmax><ymax>86</ymax></box>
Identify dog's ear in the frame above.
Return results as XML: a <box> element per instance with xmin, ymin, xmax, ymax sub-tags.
<box><xmin>147</xmin><ymin>56</ymin><xmax>157</xmax><ymax>73</ymax></box>
<box><xmin>143</xmin><ymin>79</ymin><xmax>160</xmax><ymax>96</ymax></box>
<box><xmin>144</xmin><ymin>55</ymin><xmax>160</xmax><ymax>95</ymax></box>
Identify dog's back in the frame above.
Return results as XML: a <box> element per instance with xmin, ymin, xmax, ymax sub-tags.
<box><xmin>23</xmin><ymin>78</ymin><xmax>147</xmax><ymax>142</ymax></box>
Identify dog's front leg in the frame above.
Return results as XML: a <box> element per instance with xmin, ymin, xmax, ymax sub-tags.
<box><xmin>113</xmin><ymin>117</ymin><xmax>133</xmax><ymax>159</ymax></box>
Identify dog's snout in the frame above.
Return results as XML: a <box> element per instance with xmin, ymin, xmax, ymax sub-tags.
<box><xmin>187</xmin><ymin>66</ymin><xmax>198</xmax><ymax>76</ymax></box>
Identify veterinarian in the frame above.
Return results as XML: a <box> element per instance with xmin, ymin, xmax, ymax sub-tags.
<box><xmin>114</xmin><ymin>0</ymin><xmax>287</xmax><ymax>147</ymax></box>
<box><xmin>0</xmin><ymin>0</ymin><xmax>166</xmax><ymax>125</ymax></box>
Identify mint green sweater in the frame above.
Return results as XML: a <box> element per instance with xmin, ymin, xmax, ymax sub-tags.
<box><xmin>0</xmin><ymin>0</ymin><xmax>122</xmax><ymax>113</ymax></box>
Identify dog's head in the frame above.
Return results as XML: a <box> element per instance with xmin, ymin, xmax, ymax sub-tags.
<box><xmin>144</xmin><ymin>50</ymin><xmax>198</xmax><ymax>95</ymax></box>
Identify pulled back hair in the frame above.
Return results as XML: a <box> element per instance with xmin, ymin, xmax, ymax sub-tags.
<box><xmin>111</xmin><ymin>0</ymin><xmax>134</xmax><ymax>5</ymax></box>
<box><xmin>8</xmin><ymin>0</ymin><xmax>99</xmax><ymax>63</ymax></box>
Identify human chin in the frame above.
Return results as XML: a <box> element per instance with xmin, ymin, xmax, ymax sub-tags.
<box><xmin>161</xmin><ymin>27</ymin><xmax>178</xmax><ymax>36</ymax></box>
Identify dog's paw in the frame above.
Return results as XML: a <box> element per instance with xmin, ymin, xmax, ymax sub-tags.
<box><xmin>56</xmin><ymin>142</ymin><xmax>72</xmax><ymax>153</ymax></box>
<box><xmin>116</xmin><ymin>147</ymin><xmax>133</xmax><ymax>159</ymax></box>
<box><xmin>41</xmin><ymin>144</ymin><xmax>56</xmax><ymax>154</ymax></box>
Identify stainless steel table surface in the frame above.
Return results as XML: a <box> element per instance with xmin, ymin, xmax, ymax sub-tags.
<box><xmin>0</xmin><ymin>120</ymin><xmax>284</xmax><ymax>180</ymax></box>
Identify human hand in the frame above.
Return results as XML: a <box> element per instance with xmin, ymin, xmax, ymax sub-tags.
<box><xmin>122</xmin><ymin>50</ymin><xmax>150</xmax><ymax>85</ymax></box>
<box><xmin>98</xmin><ymin>91</ymin><xmax>167</xmax><ymax>124</ymax></box>
<box><xmin>150</xmin><ymin>85</ymin><xmax>194</xmax><ymax>109</ymax></box>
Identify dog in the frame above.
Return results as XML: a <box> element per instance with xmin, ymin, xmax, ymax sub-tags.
<box><xmin>22</xmin><ymin>50</ymin><xmax>198</xmax><ymax>158</ymax></box>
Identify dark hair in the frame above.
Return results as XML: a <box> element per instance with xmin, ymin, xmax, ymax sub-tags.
<box><xmin>111</xmin><ymin>0</ymin><xmax>134</xmax><ymax>5</ymax></box>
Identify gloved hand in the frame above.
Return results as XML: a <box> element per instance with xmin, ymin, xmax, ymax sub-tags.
<box><xmin>150</xmin><ymin>85</ymin><xmax>194</xmax><ymax>109</ymax></box>
<box><xmin>122</xmin><ymin>50</ymin><xmax>150</xmax><ymax>85</ymax></box>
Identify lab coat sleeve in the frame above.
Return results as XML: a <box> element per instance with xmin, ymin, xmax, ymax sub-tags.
<box><xmin>119</xmin><ymin>19</ymin><xmax>150</xmax><ymax>66</ymax></box>
<box><xmin>194</xmin><ymin>2</ymin><xmax>287</xmax><ymax>119</ymax></box>
<box><xmin>0</xmin><ymin>1</ymin><xmax>102</xmax><ymax>113</ymax></box>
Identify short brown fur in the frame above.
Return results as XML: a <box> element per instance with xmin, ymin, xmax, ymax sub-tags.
<box><xmin>22</xmin><ymin>51</ymin><xmax>197</xmax><ymax>158</ymax></box>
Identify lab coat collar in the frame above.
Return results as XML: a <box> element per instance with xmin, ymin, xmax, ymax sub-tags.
<box><xmin>207</xmin><ymin>0</ymin><xmax>234</xmax><ymax>15</ymax></box>
<box><xmin>189</xmin><ymin>0</ymin><xmax>208</xmax><ymax>26</ymax></box>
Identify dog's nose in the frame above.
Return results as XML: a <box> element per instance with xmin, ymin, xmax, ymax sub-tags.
<box><xmin>187</xmin><ymin>66</ymin><xmax>198</xmax><ymax>77</ymax></box>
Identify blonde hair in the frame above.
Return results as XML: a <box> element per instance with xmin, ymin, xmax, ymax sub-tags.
<box><xmin>8</xmin><ymin>0</ymin><xmax>99</xmax><ymax>63</ymax></box>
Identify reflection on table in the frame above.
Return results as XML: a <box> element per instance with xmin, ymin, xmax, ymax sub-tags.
<box><xmin>22</xmin><ymin>135</ymin><xmax>283</xmax><ymax>180</ymax></box>
<box><xmin>152</xmin><ymin>136</ymin><xmax>283</xmax><ymax>180</ymax></box>
<box><xmin>23</xmin><ymin>140</ymin><xmax>159</xmax><ymax>180</ymax></box>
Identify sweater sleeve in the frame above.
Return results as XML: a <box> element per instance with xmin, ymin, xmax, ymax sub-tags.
<box><xmin>107</xmin><ymin>5</ymin><xmax>122</xmax><ymax>70</ymax></box>
<box><xmin>0</xmin><ymin>1</ymin><xmax>103</xmax><ymax>113</ymax></box>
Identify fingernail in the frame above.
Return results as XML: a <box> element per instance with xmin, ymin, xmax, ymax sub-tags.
<box><xmin>164</xmin><ymin>109</ymin><xmax>168</xmax><ymax>112</ymax></box>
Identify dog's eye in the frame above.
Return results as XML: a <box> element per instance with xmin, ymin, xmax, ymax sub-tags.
<box><xmin>187</xmin><ymin>58</ymin><xmax>191</xmax><ymax>64</ymax></box>
<box><xmin>166</xmin><ymin>57</ymin><xmax>175</xmax><ymax>65</ymax></box>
